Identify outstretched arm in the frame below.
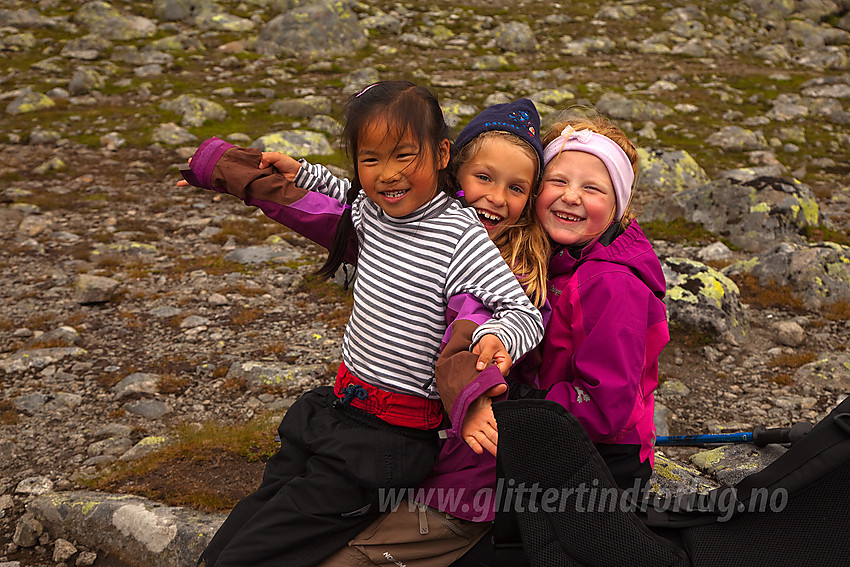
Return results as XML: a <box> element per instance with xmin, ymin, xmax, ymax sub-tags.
<box><xmin>176</xmin><ymin>137</ymin><xmax>357</xmax><ymax>263</ymax></box>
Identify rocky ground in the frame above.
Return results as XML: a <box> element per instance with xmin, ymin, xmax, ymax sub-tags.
<box><xmin>1</xmin><ymin>0</ymin><xmax>849</xmax><ymax>565</ymax></box>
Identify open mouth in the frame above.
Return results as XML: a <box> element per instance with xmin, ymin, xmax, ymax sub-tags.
<box><xmin>381</xmin><ymin>189</ymin><xmax>409</xmax><ymax>201</ymax></box>
<box><xmin>554</xmin><ymin>211</ymin><xmax>584</xmax><ymax>222</ymax></box>
<box><xmin>476</xmin><ymin>208</ymin><xmax>503</xmax><ymax>227</ymax></box>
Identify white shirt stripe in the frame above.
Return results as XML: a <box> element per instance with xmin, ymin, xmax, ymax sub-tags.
<box><xmin>295</xmin><ymin>162</ymin><xmax>543</xmax><ymax>399</ymax></box>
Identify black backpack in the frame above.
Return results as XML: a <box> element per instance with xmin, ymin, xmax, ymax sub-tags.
<box><xmin>490</xmin><ymin>396</ymin><xmax>850</xmax><ymax>567</ymax></box>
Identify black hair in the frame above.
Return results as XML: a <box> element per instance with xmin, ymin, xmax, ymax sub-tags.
<box><xmin>316</xmin><ymin>80</ymin><xmax>454</xmax><ymax>281</ymax></box>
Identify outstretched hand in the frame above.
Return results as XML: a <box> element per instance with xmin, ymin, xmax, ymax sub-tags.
<box><xmin>176</xmin><ymin>151</ymin><xmax>301</xmax><ymax>188</ymax></box>
<box><xmin>176</xmin><ymin>158</ymin><xmax>192</xmax><ymax>188</ymax></box>
<box><xmin>461</xmin><ymin>383</ymin><xmax>508</xmax><ymax>456</ymax></box>
<box><xmin>259</xmin><ymin>151</ymin><xmax>301</xmax><ymax>181</ymax></box>
<box><xmin>472</xmin><ymin>334</ymin><xmax>512</xmax><ymax>376</ymax></box>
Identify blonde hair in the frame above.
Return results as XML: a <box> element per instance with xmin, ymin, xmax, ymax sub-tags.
<box><xmin>453</xmin><ymin>131</ymin><xmax>549</xmax><ymax>308</ymax></box>
<box><xmin>542</xmin><ymin>108</ymin><xmax>640</xmax><ymax>231</ymax></box>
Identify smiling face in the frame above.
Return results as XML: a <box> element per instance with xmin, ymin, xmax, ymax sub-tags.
<box><xmin>456</xmin><ymin>136</ymin><xmax>537</xmax><ymax>239</ymax></box>
<box><xmin>356</xmin><ymin>118</ymin><xmax>450</xmax><ymax>217</ymax></box>
<box><xmin>535</xmin><ymin>150</ymin><xmax>617</xmax><ymax>246</ymax></box>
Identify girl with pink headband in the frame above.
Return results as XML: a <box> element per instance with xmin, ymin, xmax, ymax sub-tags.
<box><xmin>523</xmin><ymin>110</ymin><xmax>667</xmax><ymax>490</ymax></box>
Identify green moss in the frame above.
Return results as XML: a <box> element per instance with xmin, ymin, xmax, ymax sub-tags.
<box><xmin>803</xmin><ymin>225</ymin><xmax>850</xmax><ymax>246</ymax></box>
<box><xmin>642</xmin><ymin>218</ymin><xmax>719</xmax><ymax>246</ymax></box>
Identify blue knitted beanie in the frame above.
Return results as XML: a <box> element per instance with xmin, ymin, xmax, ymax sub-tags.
<box><xmin>454</xmin><ymin>98</ymin><xmax>543</xmax><ymax>172</ymax></box>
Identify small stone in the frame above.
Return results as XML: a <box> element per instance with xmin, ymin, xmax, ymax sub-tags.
<box><xmin>12</xmin><ymin>513</ymin><xmax>43</xmax><ymax>547</ymax></box>
<box><xmin>124</xmin><ymin>399</ymin><xmax>171</xmax><ymax>419</ymax></box>
<box><xmin>15</xmin><ymin>476</ymin><xmax>54</xmax><ymax>495</ymax></box>
<box><xmin>74</xmin><ymin>274</ymin><xmax>120</xmax><ymax>304</ymax></box>
<box><xmin>76</xmin><ymin>551</ymin><xmax>97</xmax><ymax>566</ymax></box>
<box><xmin>53</xmin><ymin>538</ymin><xmax>78</xmax><ymax>562</ymax></box>
<box><xmin>657</xmin><ymin>380</ymin><xmax>690</xmax><ymax>397</ymax></box>
<box><xmin>772</xmin><ymin>321</ymin><xmax>806</xmax><ymax>347</ymax></box>
<box><xmin>208</xmin><ymin>293</ymin><xmax>229</xmax><ymax>306</ymax></box>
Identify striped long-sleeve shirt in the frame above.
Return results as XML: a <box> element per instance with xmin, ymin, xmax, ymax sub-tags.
<box><xmin>294</xmin><ymin>161</ymin><xmax>543</xmax><ymax>399</ymax></box>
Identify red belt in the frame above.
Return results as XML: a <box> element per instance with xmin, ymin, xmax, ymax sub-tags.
<box><xmin>334</xmin><ymin>364</ymin><xmax>443</xmax><ymax>430</ymax></box>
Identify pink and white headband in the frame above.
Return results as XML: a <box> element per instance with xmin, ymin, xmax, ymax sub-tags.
<box><xmin>542</xmin><ymin>126</ymin><xmax>634</xmax><ymax>221</ymax></box>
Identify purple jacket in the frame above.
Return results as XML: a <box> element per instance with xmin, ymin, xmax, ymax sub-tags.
<box><xmin>537</xmin><ymin>222</ymin><xmax>668</xmax><ymax>467</ymax></box>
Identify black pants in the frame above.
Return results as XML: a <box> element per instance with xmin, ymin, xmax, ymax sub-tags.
<box><xmin>201</xmin><ymin>386</ymin><xmax>440</xmax><ymax>567</ymax></box>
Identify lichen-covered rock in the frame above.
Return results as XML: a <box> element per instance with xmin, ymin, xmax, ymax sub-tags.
<box><xmin>28</xmin><ymin>491</ymin><xmax>223</xmax><ymax>567</ymax></box>
<box><xmin>256</xmin><ymin>0</ymin><xmax>367</xmax><ymax>57</ymax></box>
<box><xmin>596</xmin><ymin>92</ymin><xmax>674</xmax><ymax>121</ymax></box>
<box><xmin>13</xmin><ymin>512</ymin><xmax>43</xmax><ymax>547</ymax></box>
<box><xmin>561</xmin><ymin>36</ymin><xmax>615</xmax><ymax>56</ymax></box>
<box><xmin>529</xmin><ymin>88</ymin><xmax>575</xmax><ymax>108</ymax></box>
<box><xmin>637</xmin><ymin>148</ymin><xmax>710</xmax><ymax>195</ymax></box>
<box><xmin>0</xmin><ymin>7</ymin><xmax>59</xmax><ymax>28</ymax></box>
<box><xmin>650</xmin><ymin>454</ymin><xmax>720</xmax><ymax>499</ymax></box>
<box><xmin>744</xmin><ymin>0</ymin><xmax>795</xmax><ymax>19</ymax></box>
<box><xmin>119</xmin><ymin>436</ymin><xmax>168</xmax><ymax>462</ymax></box>
<box><xmin>112</xmin><ymin>372</ymin><xmax>161</xmax><ymax>398</ymax></box>
<box><xmin>269</xmin><ymin>95</ymin><xmax>333</xmax><ymax>118</ymax></box>
<box><xmin>663</xmin><ymin>257</ymin><xmax>748</xmax><ymax>344</ymax></box>
<box><xmin>361</xmin><ymin>11</ymin><xmax>403</xmax><ymax>34</ymax></box>
<box><xmin>151</xmin><ymin>122</ymin><xmax>197</xmax><ymax>145</ymax></box>
<box><xmin>795</xmin><ymin>46</ymin><xmax>850</xmax><ymax>71</ymax></box>
<box><xmin>225</xmin><ymin>361</ymin><xmax>328</xmax><ymax>393</ymax></box>
<box><xmin>69</xmin><ymin>67</ymin><xmax>105</xmax><ymax>96</ymax></box>
<box><xmin>494</xmin><ymin>21</ymin><xmax>538</xmax><ymax>52</ymax></box>
<box><xmin>160</xmin><ymin>95</ymin><xmax>227</xmax><ymax>128</ymax></box>
<box><xmin>0</xmin><ymin>347</ymin><xmax>87</xmax><ymax>374</ymax></box>
<box><xmin>689</xmin><ymin>443</ymin><xmax>787</xmax><ymax>486</ymax></box>
<box><xmin>73</xmin><ymin>1</ymin><xmax>156</xmax><ymax>40</ymax></box>
<box><xmin>794</xmin><ymin>350</ymin><xmax>850</xmax><ymax>392</ymax></box>
<box><xmin>6</xmin><ymin>90</ymin><xmax>55</xmax><ymax>115</ymax></box>
<box><xmin>196</xmin><ymin>11</ymin><xmax>255</xmax><ymax>32</ymax></box>
<box><xmin>643</xmin><ymin>176</ymin><xmax>821</xmax><ymax>253</ymax></box>
<box><xmin>250</xmin><ymin>130</ymin><xmax>334</xmax><ymax>156</ymax></box>
<box><xmin>75</xmin><ymin>274</ymin><xmax>120</xmax><ymax>304</ymax></box>
<box><xmin>223</xmin><ymin>244</ymin><xmax>301</xmax><ymax>265</ymax></box>
<box><xmin>706</xmin><ymin>125</ymin><xmax>769</xmax><ymax>152</ymax></box>
<box><xmin>152</xmin><ymin>0</ymin><xmax>212</xmax><ymax>22</ymax></box>
<box><xmin>727</xmin><ymin>241</ymin><xmax>850</xmax><ymax>309</ymax></box>
<box><xmin>800</xmin><ymin>76</ymin><xmax>850</xmax><ymax>99</ymax></box>
<box><xmin>26</xmin><ymin>326</ymin><xmax>81</xmax><ymax>347</ymax></box>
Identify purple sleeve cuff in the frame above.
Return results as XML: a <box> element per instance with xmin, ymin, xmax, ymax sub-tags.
<box><xmin>180</xmin><ymin>137</ymin><xmax>235</xmax><ymax>190</ymax></box>
<box><xmin>442</xmin><ymin>293</ymin><xmax>493</xmax><ymax>350</ymax></box>
<box><xmin>448</xmin><ymin>366</ymin><xmax>506</xmax><ymax>436</ymax></box>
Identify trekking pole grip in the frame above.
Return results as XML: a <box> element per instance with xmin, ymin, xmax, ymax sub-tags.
<box><xmin>753</xmin><ymin>422</ymin><xmax>812</xmax><ymax>447</ymax></box>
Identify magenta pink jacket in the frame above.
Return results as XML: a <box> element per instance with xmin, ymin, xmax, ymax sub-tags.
<box><xmin>535</xmin><ymin>222</ymin><xmax>668</xmax><ymax>466</ymax></box>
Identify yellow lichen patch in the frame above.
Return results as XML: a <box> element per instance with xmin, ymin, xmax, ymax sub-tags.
<box><xmin>697</xmin><ymin>273</ymin><xmax>726</xmax><ymax>307</ymax></box>
<box><xmin>667</xmin><ymin>286</ymin><xmax>698</xmax><ymax>304</ymax></box>
<box><xmin>690</xmin><ymin>446</ymin><xmax>727</xmax><ymax>469</ymax></box>
<box><xmin>798</xmin><ymin>194</ymin><xmax>820</xmax><ymax>225</ymax></box>
<box><xmin>138</xmin><ymin>436</ymin><xmax>167</xmax><ymax>447</ymax></box>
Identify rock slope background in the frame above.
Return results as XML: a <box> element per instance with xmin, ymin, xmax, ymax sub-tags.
<box><xmin>1</xmin><ymin>0</ymin><xmax>849</xmax><ymax>565</ymax></box>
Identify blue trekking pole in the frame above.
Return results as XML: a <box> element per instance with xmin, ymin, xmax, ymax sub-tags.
<box><xmin>656</xmin><ymin>421</ymin><xmax>812</xmax><ymax>447</ymax></box>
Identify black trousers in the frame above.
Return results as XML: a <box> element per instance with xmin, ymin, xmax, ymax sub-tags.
<box><xmin>201</xmin><ymin>386</ymin><xmax>440</xmax><ymax>567</ymax></box>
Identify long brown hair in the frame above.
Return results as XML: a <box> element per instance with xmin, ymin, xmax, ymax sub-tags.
<box><xmin>452</xmin><ymin>131</ymin><xmax>549</xmax><ymax>308</ymax></box>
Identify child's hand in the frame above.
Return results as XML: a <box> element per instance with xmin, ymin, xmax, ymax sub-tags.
<box><xmin>461</xmin><ymin>384</ymin><xmax>507</xmax><ymax>456</ymax></box>
<box><xmin>176</xmin><ymin>158</ymin><xmax>192</xmax><ymax>187</ymax></box>
<box><xmin>259</xmin><ymin>151</ymin><xmax>301</xmax><ymax>181</ymax></box>
<box><xmin>472</xmin><ymin>334</ymin><xmax>513</xmax><ymax>376</ymax></box>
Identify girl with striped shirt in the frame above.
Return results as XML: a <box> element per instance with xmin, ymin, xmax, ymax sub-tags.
<box><xmin>181</xmin><ymin>81</ymin><xmax>543</xmax><ymax>567</ymax></box>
